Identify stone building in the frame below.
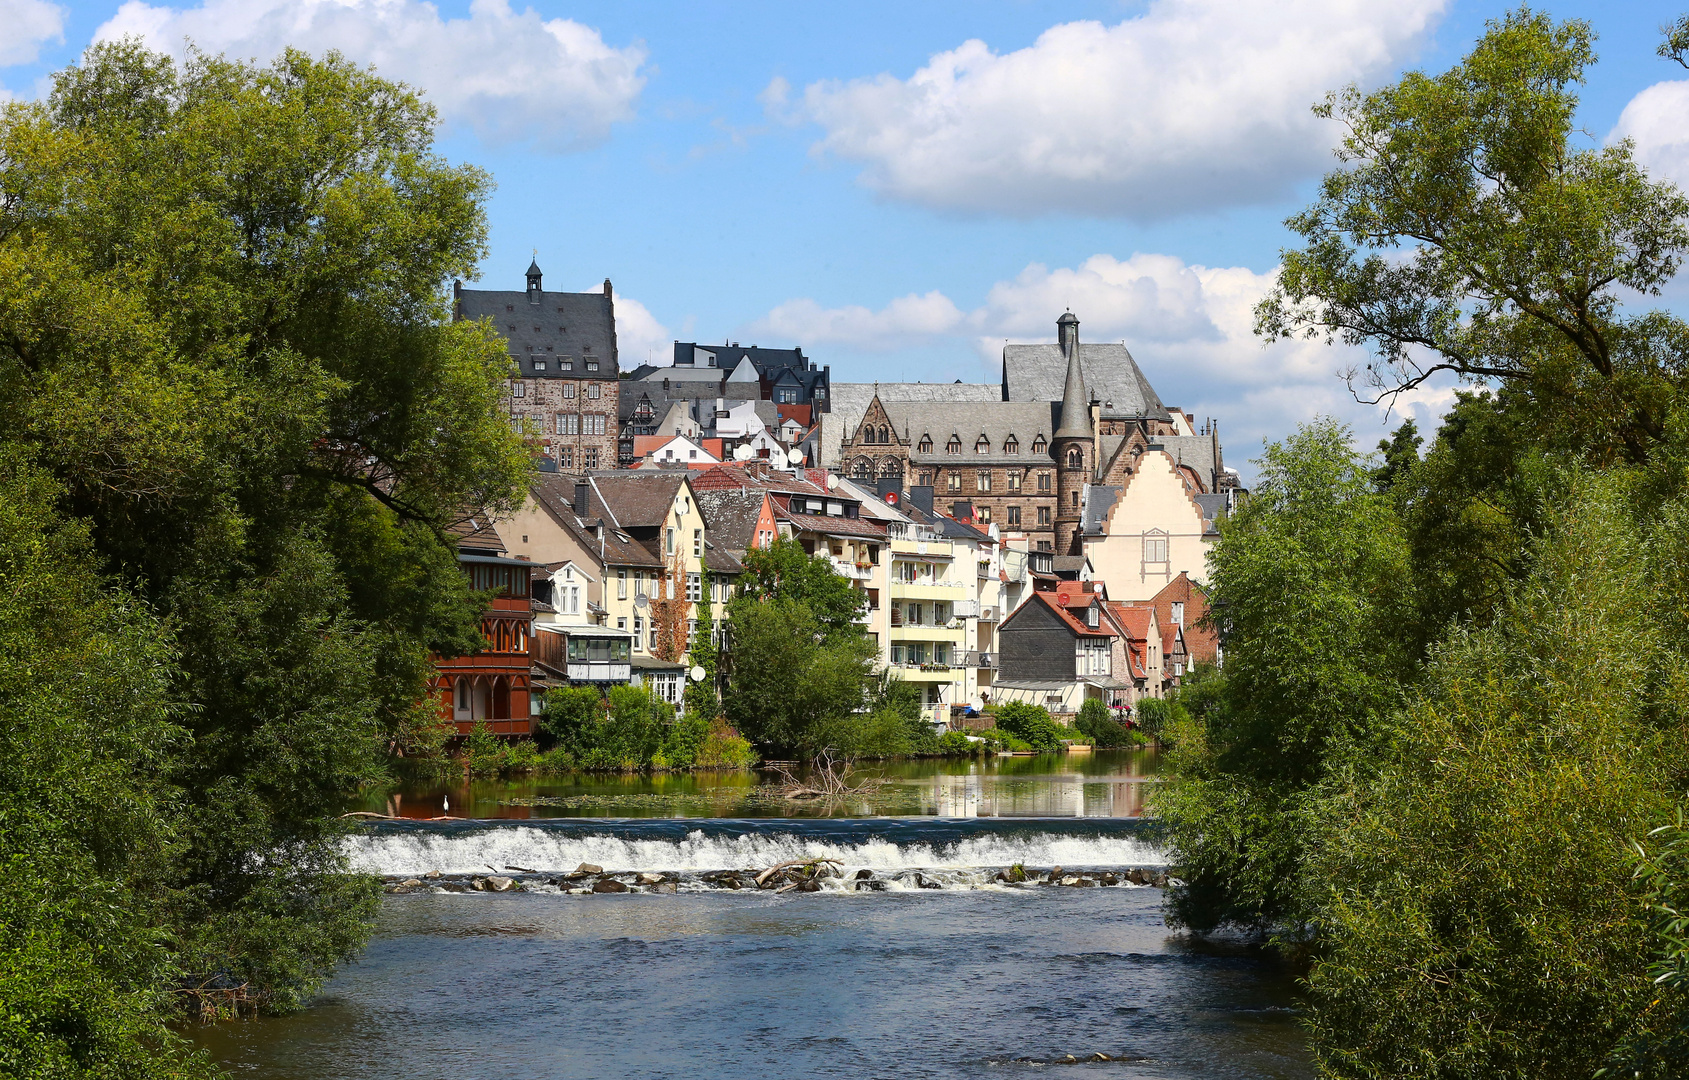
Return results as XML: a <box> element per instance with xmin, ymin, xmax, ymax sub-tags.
<box><xmin>831</xmin><ymin>312</ymin><xmax>1231</xmax><ymax>559</ymax></box>
<box><xmin>454</xmin><ymin>260</ymin><xmax>620</xmax><ymax>471</ymax></box>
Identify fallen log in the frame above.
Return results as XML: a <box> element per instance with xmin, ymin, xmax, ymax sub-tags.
<box><xmin>754</xmin><ymin>857</ymin><xmax>842</xmax><ymax>888</ymax></box>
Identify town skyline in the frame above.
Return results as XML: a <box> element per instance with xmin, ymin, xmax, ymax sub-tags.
<box><xmin>6</xmin><ymin>0</ymin><xmax>1687</xmax><ymax>475</ymax></box>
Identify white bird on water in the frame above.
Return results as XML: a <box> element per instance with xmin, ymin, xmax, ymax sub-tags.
<box><xmin>443</xmin><ymin>795</ymin><xmax>450</xmax><ymax>812</ymax></box>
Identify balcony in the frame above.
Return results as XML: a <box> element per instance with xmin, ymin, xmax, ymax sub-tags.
<box><xmin>888</xmin><ymin>623</ymin><xmax>966</xmax><ymax>643</ymax></box>
<box><xmin>889</xmin><ymin>536</ymin><xmax>953</xmax><ymax>558</ymax></box>
<box><xmin>887</xmin><ymin>663</ymin><xmax>961</xmax><ymax>682</ymax></box>
<box><xmin>567</xmin><ymin>662</ymin><xmax>632</xmax><ymax>683</ymax></box>
<box><xmin>977</xmin><ymin>605</ymin><xmax>999</xmax><ymax>622</ymax></box>
<box><xmin>959</xmin><ymin>651</ymin><xmax>997</xmax><ymax>669</ymax></box>
<box><xmin>829</xmin><ymin>557</ymin><xmax>877</xmax><ymax>581</ymax></box>
<box><xmin>889</xmin><ymin>579</ymin><xmax>967</xmax><ymax>602</ymax></box>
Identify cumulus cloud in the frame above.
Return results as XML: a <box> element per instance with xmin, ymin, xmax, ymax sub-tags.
<box><xmin>607</xmin><ymin>291</ymin><xmax>671</xmax><ymax>369</ymax></box>
<box><xmin>95</xmin><ymin>0</ymin><xmax>646</xmax><ymax>151</ymax></box>
<box><xmin>794</xmin><ymin>0</ymin><xmax>1444</xmax><ymax>218</ymax></box>
<box><xmin>1612</xmin><ymin>78</ymin><xmax>1689</xmax><ymax>189</ymax></box>
<box><xmin>756</xmin><ymin>252</ymin><xmax>1455</xmax><ymax>470</ymax></box>
<box><xmin>0</xmin><ymin>0</ymin><xmax>64</xmax><ymax>67</ymax></box>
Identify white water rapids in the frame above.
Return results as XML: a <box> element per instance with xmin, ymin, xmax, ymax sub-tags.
<box><xmin>346</xmin><ymin>826</ymin><xmax>1167</xmax><ymax>877</ymax></box>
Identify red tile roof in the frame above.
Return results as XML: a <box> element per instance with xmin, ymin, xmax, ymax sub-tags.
<box><xmin>1026</xmin><ymin>590</ymin><xmax>1115</xmax><ymax>637</ymax></box>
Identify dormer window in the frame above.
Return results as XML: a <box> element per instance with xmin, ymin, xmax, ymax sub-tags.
<box><xmin>975</xmin><ymin>436</ymin><xmax>990</xmax><ymax>454</ymax></box>
<box><xmin>533</xmin><ymin>360</ymin><xmax>547</xmax><ymax>372</ymax></box>
<box><xmin>1005</xmin><ymin>436</ymin><xmax>1019</xmax><ymax>454</ymax></box>
<box><xmin>918</xmin><ymin>436</ymin><xmax>933</xmax><ymax>454</ymax></box>
<box><xmin>586</xmin><ymin>360</ymin><xmax>600</xmax><ymax>372</ymax></box>
<box><xmin>946</xmin><ymin>436</ymin><xmax>962</xmax><ymax>455</ymax></box>
<box><xmin>562</xmin><ymin>359</ymin><xmax>573</xmax><ymax>370</ymax></box>
<box><xmin>1032</xmin><ymin>436</ymin><xmax>1047</xmax><ymax>454</ymax></box>
<box><xmin>1087</xmin><ymin>606</ymin><xmax>1099</xmax><ymax>628</ymax></box>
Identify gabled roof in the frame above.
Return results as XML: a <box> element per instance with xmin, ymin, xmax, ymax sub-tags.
<box><xmin>1011</xmin><ymin>590</ymin><xmax>1115</xmax><ymax>638</ymax></box>
<box><xmin>454</xmin><ymin>273</ymin><xmax>617</xmax><ymax>379</ymax></box>
<box><xmin>528</xmin><ymin>473</ymin><xmax>665</xmax><ymax>569</ymax></box>
<box><xmin>886</xmin><ymin>400</ymin><xmax>1061</xmax><ymax>467</ymax></box>
<box><xmin>823</xmin><ymin>382</ymin><xmax>1002</xmax><ymax>467</ymax></box>
<box><xmin>588</xmin><ymin>472</ymin><xmax>689</xmax><ymax>529</ymax></box>
<box><xmin>1002</xmin><ymin>342</ymin><xmax>1168</xmax><ymax>421</ymax></box>
<box><xmin>726</xmin><ymin>356</ymin><xmax>759</xmax><ymax>384</ymax></box>
<box><xmin>445</xmin><ymin>513</ymin><xmax>506</xmax><ymax>555</ymax></box>
<box><xmin>1105</xmin><ymin>601</ymin><xmax>1155</xmax><ymax>644</ymax></box>
<box><xmin>696</xmin><ymin>489</ymin><xmax>771</xmax><ymax>555</ymax></box>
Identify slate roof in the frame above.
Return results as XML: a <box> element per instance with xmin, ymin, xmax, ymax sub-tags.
<box><xmin>1002</xmin><ymin>343</ymin><xmax>1169</xmax><ymax>421</ymax></box>
<box><xmin>695</xmin><ymin>490</ymin><xmax>769</xmax><ymax>555</ymax></box>
<box><xmin>824</xmin><ymin>382</ymin><xmax>1002</xmax><ymax>467</ymax></box>
<box><xmin>1194</xmin><ymin>494</ymin><xmax>1228</xmax><ymax>535</ymax></box>
<box><xmin>454</xmin><ymin>268</ymin><xmax>618</xmax><ymax>380</ymax></box>
<box><xmin>588</xmin><ymin>473</ymin><xmax>688</xmax><ymax>529</ymax></box>
<box><xmin>528</xmin><ymin>472</ymin><xmax>666</xmax><ymax>569</ymax></box>
<box><xmin>1082</xmin><ymin>484</ymin><xmax>1118</xmax><ymax>537</ymax></box>
<box><xmin>887</xmin><ymin>401</ymin><xmax>1062</xmax><ymax>467</ymax></box>
<box><xmin>1155</xmin><ymin>436</ymin><xmax>1221</xmax><ymax>488</ymax></box>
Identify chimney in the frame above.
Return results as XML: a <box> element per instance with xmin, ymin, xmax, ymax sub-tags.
<box><xmin>603</xmin><ymin>278</ymin><xmax>613</xmax><ymax>298</ymax></box>
<box><xmin>573</xmin><ymin>481</ymin><xmax>589</xmax><ymax>516</ymax></box>
<box><xmin>909</xmin><ymin>485</ymin><xmax>934</xmax><ymax>516</ymax></box>
<box><xmin>950</xmin><ymin>501</ymin><xmax>973</xmax><ymax>520</ymax></box>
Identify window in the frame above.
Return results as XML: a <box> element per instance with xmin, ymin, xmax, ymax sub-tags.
<box><xmin>947</xmin><ymin>473</ymin><xmax>962</xmax><ymax>492</ymax></box>
<box><xmin>559</xmin><ymin>446</ymin><xmax>573</xmax><ymax>469</ymax></box>
<box><xmin>1038</xmin><ymin>506</ymin><xmax>1052</xmax><ymax>526</ymax></box>
<box><xmin>586</xmin><ymin>360</ymin><xmax>600</xmax><ymax>372</ymax></box>
<box><xmin>616</xmin><ymin>617</ymin><xmax>627</xmax><ymax>631</ymax></box>
<box><xmin>917</xmin><ymin>471</ymin><xmax>932</xmax><ymax>486</ymax></box>
<box><xmin>976</xmin><ymin>471</ymin><xmax>992</xmax><ymax>493</ymax></box>
<box><xmin>978</xmin><ymin>506</ymin><xmax>992</xmax><ymax>524</ymax></box>
<box><xmin>617</xmin><ymin>569</ymin><xmax>627</xmax><ymax>600</ymax></box>
<box><xmin>1072</xmin><ymin>491</ymin><xmax>1080</xmax><ymax>507</ymax></box>
<box><xmin>693</xmin><ymin>529</ymin><xmax>703</xmax><ymax>557</ymax></box>
<box><xmin>585</xmin><ymin>415</ymin><xmax>607</xmax><ymax>436</ymax></box>
<box><xmin>1067</xmin><ymin>448</ymin><xmax>1084</xmax><ymax>469</ymax></box>
<box><xmin>918</xmin><ymin>436</ymin><xmax>933</xmax><ymax>454</ymax></box>
<box><xmin>777</xmin><ymin>388</ymin><xmax>798</xmax><ymax>404</ymax></box>
<box><xmin>686</xmin><ymin>574</ymin><xmax>702</xmax><ymax>602</ymax></box>
<box><xmin>583</xmin><ymin>448</ymin><xmax>599</xmax><ymax>468</ymax></box>
<box><xmin>563</xmin><ymin>382</ymin><xmax>576</xmax><ymax>399</ymax></box>
<box><xmin>946</xmin><ymin>435</ymin><xmax>962</xmax><ymax>455</ymax></box>
<box><xmin>1032</xmin><ymin>436</ymin><xmax>1047</xmax><ymax>453</ymax></box>
<box><xmin>588</xmin><ymin>383</ymin><xmax>602</xmax><ymax>400</ymax></box>
<box><xmin>632</xmin><ymin>617</ymin><xmax>644</xmax><ymax>651</ymax></box>
<box><xmin>533</xmin><ymin>360</ymin><xmax>547</xmax><ymax>372</ymax></box>
<box><xmin>905</xmin><ymin>603</ymin><xmax>923</xmax><ymax>626</ymax></box>
<box><xmin>934</xmin><ymin>602</ymin><xmax>950</xmax><ymax>623</ymax></box>
<box><xmin>1007</xmin><ymin>505</ymin><xmax>1021</xmax><ymax>526</ymax></box>
<box><xmin>1038</xmin><ymin>472</ymin><xmax>1052</xmax><ymax>492</ymax></box>
<box><xmin>866</xmin><ymin>588</ymin><xmax>880</xmax><ymax>610</ymax></box>
<box><xmin>666</xmin><ymin>528</ymin><xmax>675</xmax><ymax>555</ymax></box>
<box><xmin>975</xmin><ymin>436</ymin><xmax>990</xmax><ymax>454</ymax></box>
<box><xmin>1143</xmin><ymin>532</ymin><xmax>1168</xmax><ymax>563</ymax></box>
<box><xmin>687</xmin><ymin>618</ymin><xmax>700</xmax><ymax>646</ymax></box>
<box><xmin>853</xmin><ymin>459</ymin><xmax>871</xmax><ymax>480</ymax></box>
<box><xmin>1038</xmin><ymin>539</ymin><xmax>1052</xmax><ymax>551</ymax></box>
<box><xmin>1005</xmin><ymin>436</ymin><xmax>1019</xmax><ymax>454</ymax></box>
<box><xmin>649</xmin><ymin>623</ymin><xmax>659</xmax><ymax>652</ymax></box>
<box><xmin>1087</xmin><ymin>606</ymin><xmax>1099</xmax><ymax>628</ymax></box>
<box><xmin>557</xmin><ymin>414</ymin><xmax>578</xmax><ymax>435</ymax></box>
<box><xmin>1171</xmin><ymin>601</ymin><xmax>1185</xmax><ymax>626</ymax></box>
<box><xmin>562</xmin><ymin>360</ymin><xmax>573</xmax><ymax>370</ymax></box>
<box><xmin>512</xmin><ymin>381</ymin><xmax>526</xmax><ymax>398</ymax></box>
<box><xmin>1007</xmin><ymin>472</ymin><xmax>1021</xmax><ymax>492</ymax></box>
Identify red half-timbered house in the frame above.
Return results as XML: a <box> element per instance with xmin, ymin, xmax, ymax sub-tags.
<box><xmin>432</xmin><ymin>516</ymin><xmax>534</xmax><ymax>736</ymax></box>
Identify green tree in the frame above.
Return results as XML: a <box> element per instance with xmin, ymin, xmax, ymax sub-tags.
<box><xmin>1370</xmin><ymin>418</ymin><xmax>1421</xmax><ymax>494</ymax></box>
<box><xmin>1156</xmin><ymin>418</ymin><xmax>1414</xmax><ymax>936</ymax></box>
<box><xmin>1258</xmin><ymin>9</ymin><xmax>1689</xmax><ymax>466</ymax></box>
<box><xmin>993</xmin><ymin>701</ymin><xmax>1065</xmax><ymax>753</ymax></box>
<box><xmin>733</xmin><ymin>537</ymin><xmax>866</xmax><ymax>635</ymax></box>
<box><xmin>0</xmin><ymin>36</ymin><xmax>528</xmax><ymax>1057</ymax></box>
<box><xmin>721</xmin><ymin>598</ymin><xmax>877</xmax><ymax>757</ymax></box>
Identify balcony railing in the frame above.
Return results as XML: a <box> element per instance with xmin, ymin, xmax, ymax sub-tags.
<box><xmin>959</xmin><ymin>651</ymin><xmax>997</xmax><ymax>669</ymax></box>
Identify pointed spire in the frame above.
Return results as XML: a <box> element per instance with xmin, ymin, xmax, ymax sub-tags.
<box><xmin>1054</xmin><ymin>310</ymin><xmax>1089</xmax><ymax>440</ymax></box>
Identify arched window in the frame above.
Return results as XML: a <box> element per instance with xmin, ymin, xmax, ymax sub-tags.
<box><xmin>860</xmin><ymin>425</ymin><xmax>875</xmax><ymax>444</ymax></box>
<box><xmin>879</xmin><ymin>426</ymin><xmax>890</xmax><ymax>444</ymax></box>
<box><xmin>946</xmin><ymin>435</ymin><xmax>962</xmax><ymax>455</ymax></box>
<box><xmin>1004</xmin><ymin>435</ymin><xmax>1019</xmax><ymax>454</ymax></box>
<box><xmin>918</xmin><ymin>435</ymin><xmax>933</xmax><ymax>454</ymax></box>
<box><xmin>975</xmin><ymin>436</ymin><xmax>990</xmax><ymax>455</ymax></box>
<box><xmin>853</xmin><ymin>458</ymin><xmax>872</xmax><ymax>479</ymax></box>
<box><xmin>879</xmin><ymin>458</ymin><xmax>902</xmax><ymax>478</ymax></box>
<box><xmin>1067</xmin><ymin>447</ymin><xmax>1084</xmax><ymax>470</ymax></box>
<box><xmin>1032</xmin><ymin>436</ymin><xmax>1047</xmax><ymax>454</ymax></box>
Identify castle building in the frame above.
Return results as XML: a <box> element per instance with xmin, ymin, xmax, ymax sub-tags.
<box><xmin>454</xmin><ymin>260</ymin><xmax>621</xmax><ymax>471</ymax></box>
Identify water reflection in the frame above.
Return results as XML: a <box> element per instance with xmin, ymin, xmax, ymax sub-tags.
<box><xmin>356</xmin><ymin>748</ymin><xmax>1161</xmax><ymax>820</ymax></box>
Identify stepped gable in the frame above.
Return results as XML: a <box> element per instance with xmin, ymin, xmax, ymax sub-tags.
<box><xmin>824</xmin><ymin>381</ymin><xmax>1001</xmax><ymax>468</ymax></box>
<box><xmin>1001</xmin><ymin>341</ymin><xmax>1168</xmax><ymax>422</ymax></box>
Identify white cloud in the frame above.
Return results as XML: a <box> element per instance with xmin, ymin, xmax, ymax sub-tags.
<box><xmin>1612</xmin><ymin>78</ymin><xmax>1689</xmax><ymax>189</ymax></box>
<box><xmin>794</xmin><ymin>0</ymin><xmax>1444</xmax><ymax>218</ymax></box>
<box><xmin>756</xmin><ymin>252</ymin><xmax>1455</xmax><ymax>474</ymax></box>
<box><xmin>0</xmin><ymin>0</ymin><xmax>64</xmax><ymax>67</ymax></box>
<box><xmin>95</xmin><ymin>0</ymin><xmax>646</xmax><ymax>152</ymax></box>
<box><xmin>606</xmin><ymin>291</ymin><xmax>670</xmax><ymax>369</ymax></box>
<box><xmin>753</xmin><ymin>291</ymin><xmax>965</xmax><ymax>351</ymax></box>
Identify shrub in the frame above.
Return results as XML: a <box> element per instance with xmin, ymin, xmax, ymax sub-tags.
<box><xmin>694</xmin><ymin>720</ymin><xmax>758</xmax><ymax>769</ymax></box>
<box><xmin>976</xmin><ymin>727</ymin><xmax>1032</xmax><ymax>753</ymax></box>
<box><xmin>937</xmin><ymin>730</ymin><xmax>980</xmax><ymax>755</ymax></box>
<box><xmin>993</xmin><ymin>702</ymin><xmax>1064</xmax><ymax>753</ymax></box>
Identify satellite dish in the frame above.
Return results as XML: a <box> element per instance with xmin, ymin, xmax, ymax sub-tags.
<box><xmin>689</xmin><ymin>665</ymin><xmax>707</xmax><ymax>682</ymax></box>
<box><xmin>825</xmin><ymin>473</ymin><xmax>839</xmax><ymax>490</ymax></box>
<box><xmin>734</xmin><ymin>444</ymin><xmax>754</xmax><ymax>461</ymax></box>
<box><xmin>634</xmin><ymin>594</ymin><xmax>648</xmax><ymax>609</ymax></box>
<box><xmin>885</xmin><ymin>491</ymin><xmax>899</xmax><ymax>505</ymax></box>
<box><xmin>786</xmin><ymin>448</ymin><xmax>805</xmax><ymax>465</ymax></box>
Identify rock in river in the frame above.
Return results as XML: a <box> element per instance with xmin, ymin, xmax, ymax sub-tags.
<box><xmin>576</xmin><ymin>863</ymin><xmax>604</xmax><ymax>875</ymax></box>
<box><xmin>591</xmin><ymin>878</ymin><xmax>629</xmax><ymax>894</ymax></box>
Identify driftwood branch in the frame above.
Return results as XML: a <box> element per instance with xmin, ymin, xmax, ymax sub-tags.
<box><xmin>755</xmin><ymin>858</ymin><xmax>842</xmax><ymax>888</ymax></box>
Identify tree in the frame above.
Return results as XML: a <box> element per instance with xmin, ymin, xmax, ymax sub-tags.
<box><xmin>1258</xmin><ymin>9</ymin><xmax>1689</xmax><ymax>466</ymax></box>
<box><xmin>1370</xmin><ymin>418</ymin><xmax>1421</xmax><ymax>495</ymax></box>
<box><xmin>1156</xmin><ymin>418</ymin><xmax>1414</xmax><ymax>935</ymax></box>
<box><xmin>733</xmin><ymin>537</ymin><xmax>866</xmax><ymax>636</ymax></box>
<box><xmin>994</xmin><ymin>702</ymin><xmax>1064</xmax><ymax>753</ymax></box>
<box><xmin>720</xmin><ymin>598</ymin><xmax>878</xmax><ymax>757</ymax></box>
<box><xmin>0</xmin><ymin>37</ymin><xmax>528</xmax><ymax>1062</ymax></box>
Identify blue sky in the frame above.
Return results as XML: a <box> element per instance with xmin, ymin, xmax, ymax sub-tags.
<box><xmin>6</xmin><ymin>0</ymin><xmax>1689</xmax><ymax>469</ymax></box>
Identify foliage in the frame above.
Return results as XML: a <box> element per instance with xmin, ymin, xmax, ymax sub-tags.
<box><xmin>1257</xmin><ymin>9</ymin><xmax>1689</xmax><ymax>466</ymax></box>
<box><xmin>1603</xmin><ymin>804</ymin><xmax>1689</xmax><ymax>1076</ymax></box>
<box><xmin>721</xmin><ymin>595</ymin><xmax>879</xmax><ymax>758</ymax></box>
<box><xmin>733</xmin><ymin>536</ymin><xmax>867</xmax><ymax>635</ymax></box>
<box><xmin>1156</xmin><ymin>418</ymin><xmax>1414</xmax><ymax>936</ymax></box>
<box><xmin>537</xmin><ymin>685</ymin><xmax>677</xmax><ymax>771</ymax></box>
<box><xmin>993</xmin><ymin>702</ymin><xmax>1065</xmax><ymax>753</ymax></box>
<box><xmin>1302</xmin><ymin>482</ymin><xmax>1689</xmax><ymax>1079</ymax></box>
<box><xmin>0</xmin><ymin>38</ymin><xmax>528</xmax><ymax>1067</ymax></box>
<box><xmin>936</xmin><ymin>731</ymin><xmax>982</xmax><ymax>755</ymax></box>
<box><xmin>974</xmin><ymin>728</ymin><xmax>1032</xmax><ymax>753</ymax></box>
<box><xmin>1076</xmin><ymin>698</ymin><xmax>1140</xmax><ymax>747</ymax></box>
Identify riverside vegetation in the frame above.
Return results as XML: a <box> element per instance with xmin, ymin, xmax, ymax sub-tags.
<box><xmin>1157</xmin><ymin>10</ymin><xmax>1689</xmax><ymax>1079</ymax></box>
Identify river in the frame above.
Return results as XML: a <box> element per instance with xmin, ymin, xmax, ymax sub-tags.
<box><xmin>189</xmin><ymin>752</ymin><xmax>1311</xmax><ymax>1078</ymax></box>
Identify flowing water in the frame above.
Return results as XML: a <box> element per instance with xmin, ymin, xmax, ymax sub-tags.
<box><xmin>190</xmin><ymin>754</ymin><xmax>1311</xmax><ymax>1078</ymax></box>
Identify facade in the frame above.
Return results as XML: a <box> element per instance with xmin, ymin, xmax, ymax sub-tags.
<box><xmin>994</xmin><ymin>585</ymin><xmax>1125</xmax><ymax>716</ymax></box>
<box><xmin>1147</xmin><ymin>572</ymin><xmax>1218</xmax><ymax>666</ymax></box>
<box><xmin>454</xmin><ymin>260</ymin><xmax>621</xmax><ymax>472</ymax></box>
<box><xmin>431</xmin><ymin>519</ymin><xmax>535</xmax><ymax>736</ymax></box>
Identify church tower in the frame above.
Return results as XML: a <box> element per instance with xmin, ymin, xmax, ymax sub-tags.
<box><xmin>1052</xmin><ymin>310</ymin><xmax>1093</xmax><ymax>555</ymax></box>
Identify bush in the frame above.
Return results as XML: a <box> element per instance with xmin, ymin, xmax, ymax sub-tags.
<box><xmin>694</xmin><ymin>720</ymin><xmax>758</xmax><ymax>769</ymax></box>
<box><xmin>1075</xmin><ymin>700</ymin><xmax>1142</xmax><ymax>747</ymax></box>
<box><xmin>993</xmin><ymin>702</ymin><xmax>1064</xmax><ymax>753</ymax></box>
<box><xmin>937</xmin><ymin>730</ymin><xmax>981</xmax><ymax>755</ymax></box>
<box><xmin>975</xmin><ymin>727</ymin><xmax>1032</xmax><ymax>753</ymax></box>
